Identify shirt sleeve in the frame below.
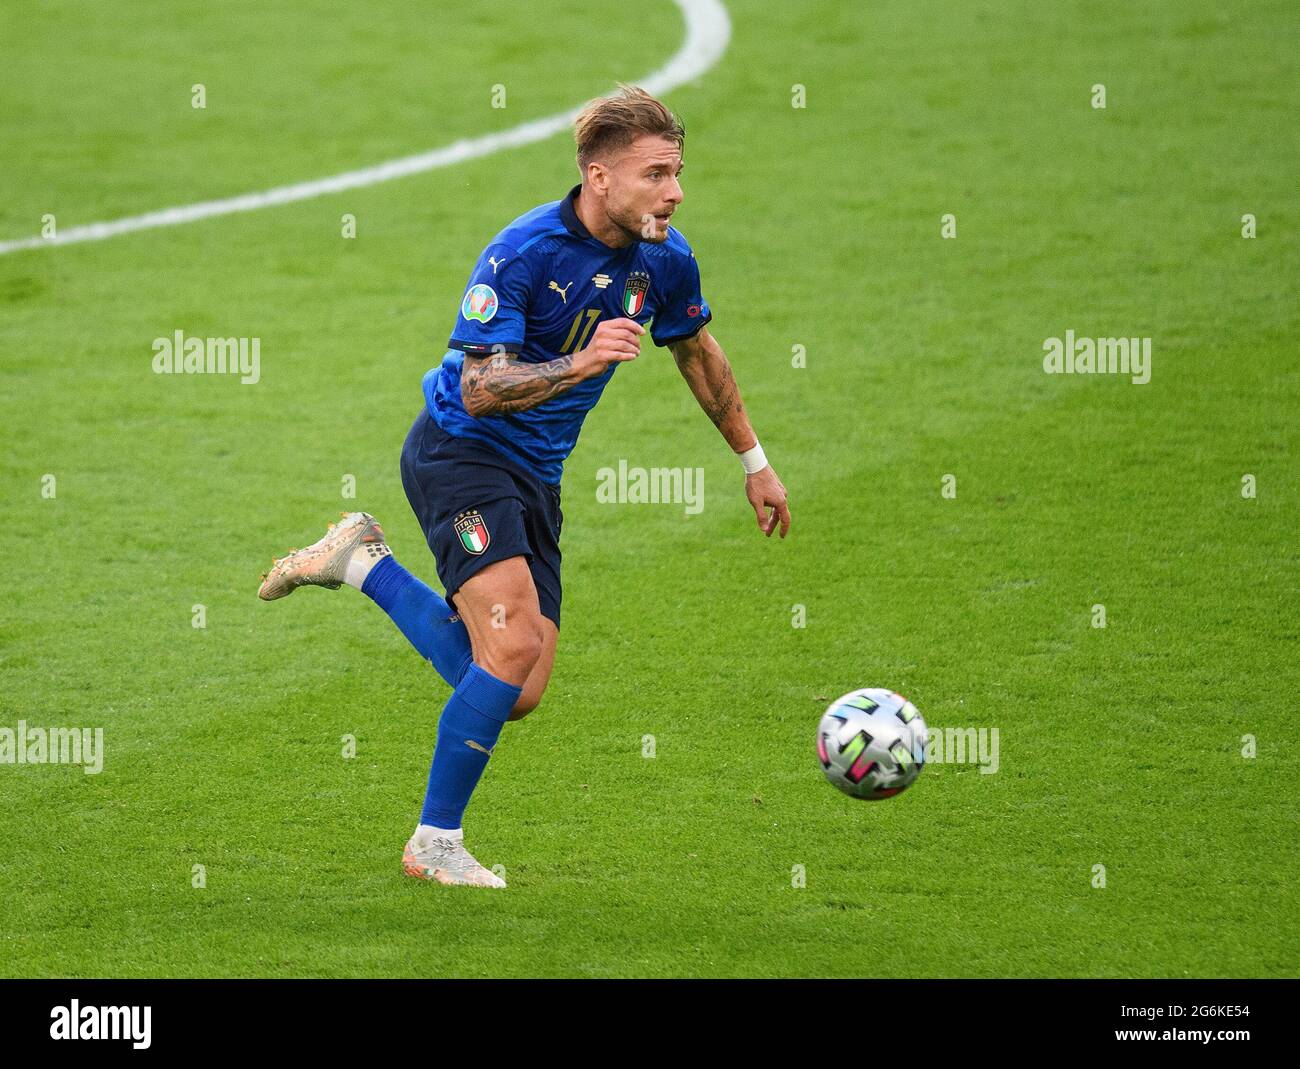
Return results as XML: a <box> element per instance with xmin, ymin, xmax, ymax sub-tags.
<box><xmin>448</xmin><ymin>243</ymin><xmax>531</xmax><ymax>355</ymax></box>
<box><xmin>651</xmin><ymin>249</ymin><xmax>712</xmax><ymax>347</ymax></box>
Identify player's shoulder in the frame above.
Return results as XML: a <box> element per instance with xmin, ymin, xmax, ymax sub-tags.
<box><xmin>643</xmin><ymin>225</ymin><xmax>699</xmax><ymax>267</ymax></box>
<box><xmin>482</xmin><ymin>197</ymin><xmax>568</xmax><ymax>262</ymax></box>
<box><xmin>664</xmin><ymin>225</ymin><xmax>697</xmax><ymax>257</ymax></box>
<box><xmin>639</xmin><ymin>225</ymin><xmax>701</xmax><ymax>285</ymax></box>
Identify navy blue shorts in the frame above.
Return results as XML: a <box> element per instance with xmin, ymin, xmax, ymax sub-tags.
<box><xmin>399</xmin><ymin>409</ymin><xmax>562</xmax><ymax>628</ymax></box>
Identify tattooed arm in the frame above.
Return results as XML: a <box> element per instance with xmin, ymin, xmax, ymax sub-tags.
<box><xmin>461</xmin><ymin>318</ymin><xmax>645</xmax><ymax>418</ymax></box>
<box><xmin>461</xmin><ymin>351</ymin><xmax>583</xmax><ymax>417</ymax></box>
<box><xmin>668</xmin><ymin>325</ymin><xmax>755</xmax><ymax>452</ymax></box>
<box><xmin>670</xmin><ymin>326</ymin><xmax>792</xmax><ymax>537</ymax></box>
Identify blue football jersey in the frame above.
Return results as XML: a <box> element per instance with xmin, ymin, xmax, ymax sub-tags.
<box><xmin>423</xmin><ymin>184</ymin><xmax>711</xmax><ymax>484</ymax></box>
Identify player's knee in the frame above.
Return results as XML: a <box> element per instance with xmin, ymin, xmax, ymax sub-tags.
<box><xmin>487</xmin><ymin>618</ymin><xmax>544</xmax><ymax>680</ymax></box>
<box><xmin>507</xmin><ymin>625</ymin><xmax>545</xmax><ymax>674</ymax></box>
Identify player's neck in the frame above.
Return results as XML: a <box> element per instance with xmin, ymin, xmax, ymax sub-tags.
<box><xmin>574</xmin><ymin>187</ymin><xmax>636</xmax><ymax>250</ymax></box>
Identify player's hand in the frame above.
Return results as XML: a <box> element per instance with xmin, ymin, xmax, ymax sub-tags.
<box><xmin>577</xmin><ymin>318</ymin><xmax>643</xmax><ymax>377</ymax></box>
<box><xmin>745</xmin><ymin>466</ymin><xmax>791</xmax><ymax>538</ymax></box>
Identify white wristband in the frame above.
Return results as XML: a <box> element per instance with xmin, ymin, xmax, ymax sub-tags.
<box><xmin>738</xmin><ymin>441</ymin><xmax>768</xmax><ymax>475</ymax></box>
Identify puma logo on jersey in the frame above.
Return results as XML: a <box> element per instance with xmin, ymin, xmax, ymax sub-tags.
<box><xmin>488</xmin><ymin>256</ymin><xmax>504</xmax><ymax>274</ymax></box>
<box><xmin>549</xmin><ymin>280</ymin><xmax>572</xmax><ymax>303</ymax></box>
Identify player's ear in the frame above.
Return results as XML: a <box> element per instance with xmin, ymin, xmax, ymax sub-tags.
<box><xmin>586</xmin><ymin>161</ymin><xmax>609</xmax><ymax>196</ymax></box>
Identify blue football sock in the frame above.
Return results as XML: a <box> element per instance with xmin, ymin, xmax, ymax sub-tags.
<box><xmin>361</xmin><ymin>555</ymin><xmax>473</xmax><ymax>687</ymax></box>
<box><xmin>420</xmin><ymin>664</ymin><xmax>522</xmax><ymax>829</ymax></box>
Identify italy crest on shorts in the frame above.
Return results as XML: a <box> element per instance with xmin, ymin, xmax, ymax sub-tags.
<box><xmin>461</xmin><ymin>283</ymin><xmax>498</xmax><ymax>323</ymax></box>
<box><xmin>622</xmin><ymin>271</ymin><xmax>650</xmax><ymax>316</ymax></box>
<box><xmin>454</xmin><ymin>510</ymin><xmax>490</xmax><ymax>554</ymax></box>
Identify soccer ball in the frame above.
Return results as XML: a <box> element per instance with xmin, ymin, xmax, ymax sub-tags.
<box><xmin>817</xmin><ymin>689</ymin><xmax>928</xmax><ymax>800</ymax></box>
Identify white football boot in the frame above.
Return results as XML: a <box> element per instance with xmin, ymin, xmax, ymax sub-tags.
<box><xmin>402</xmin><ymin>831</ymin><xmax>507</xmax><ymax>889</ymax></box>
<box><xmin>258</xmin><ymin>512</ymin><xmax>389</xmax><ymax>601</ymax></box>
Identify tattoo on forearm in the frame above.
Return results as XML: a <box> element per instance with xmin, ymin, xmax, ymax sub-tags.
<box><xmin>462</xmin><ymin>354</ymin><xmax>577</xmax><ymax>415</ymax></box>
<box><xmin>673</xmin><ymin>333</ymin><xmax>751</xmax><ymax>437</ymax></box>
<box><xmin>704</xmin><ymin>365</ymin><xmax>745</xmax><ymax>427</ymax></box>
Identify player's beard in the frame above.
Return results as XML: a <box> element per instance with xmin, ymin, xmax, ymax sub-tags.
<box><xmin>607</xmin><ymin>198</ymin><xmax>670</xmax><ymax>244</ymax></box>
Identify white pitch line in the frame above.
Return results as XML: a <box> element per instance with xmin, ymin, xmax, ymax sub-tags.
<box><xmin>0</xmin><ymin>0</ymin><xmax>730</xmax><ymax>257</ymax></box>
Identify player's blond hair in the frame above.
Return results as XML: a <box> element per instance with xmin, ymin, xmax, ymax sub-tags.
<box><xmin>574</xmin><ymin>84</ymin><xmax>685</xmax><ymax>173</ymax></box>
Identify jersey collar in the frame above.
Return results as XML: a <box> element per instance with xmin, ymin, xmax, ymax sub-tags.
<box><xmin>560</xmin><ymin>184</ymin><xmax>593</xmax><ymax>240</ymax></box>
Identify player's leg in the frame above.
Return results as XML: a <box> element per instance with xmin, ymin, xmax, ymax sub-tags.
<box><xmin>258</xmin><ymin>412</ymin><xmax>482</xmax><ymax>684</ymax></box>
<box><xmin>262</xmin><ymin>411</ymin><xmax>561</xmax><ymax>887</ymax></box>
<box><xmin>501</xmin><ymin>466</ymin><xmax>563</xmax><ymax>721</ymax></box>
<box><xmin>257</xmin><ymin>511</ymin><xmax>475</xmax><ymax>687</ymax></box>
<box><xmin>394</xmin><ymin>404</ymin><xmax>564</xmax><ymax>721</ymax></box>
<box><xmin>354</xmin><ymin>551</ymin><xmax>473</xmax><ymax>685</ymax></box>
<box><xmin>358</xmin><ymin>533</ymin><xmax>558</xmax><ymax>718</ymax></box>
<box><xmin>403</xmin><ymin>442</ymin><xmax>568</xmax><ymax>887</ymax></box>
<box><xmin>398</xmin><ymin>404</ymin><xmax>571</xmax><ymax>888</ymax></box>
<box><xmin>452</xmin><ymin>556</ymin><xmax>547</xmax><ymax>687</ymax></box>
<box><xmin>402</xmin><ymin>556</ymin><xmax>544</xmax><ymax>888</ymax></box>
<box><xmin>510</xmin><ymin>618</ymin><xmax>557</xmax><ymax>720</ymax></box>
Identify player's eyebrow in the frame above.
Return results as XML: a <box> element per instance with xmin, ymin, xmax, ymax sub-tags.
<box><xmin>644</xmin><ymin>160</ymin><xmax>684</xmax><ymax>173</ymax></box>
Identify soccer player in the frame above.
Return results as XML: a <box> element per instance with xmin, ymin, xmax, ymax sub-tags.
<box><xmin>258</xmin><ymin>85</ymin><xmax>791</xmax><ymax>887</ymax></box>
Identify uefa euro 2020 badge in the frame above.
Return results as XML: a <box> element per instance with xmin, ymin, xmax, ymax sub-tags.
<box><xmin>462</xmin><ymin>283</ymin><xmax>499</xmax><ymax>323</ymax></box>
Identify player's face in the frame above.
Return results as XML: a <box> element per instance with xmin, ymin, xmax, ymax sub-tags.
<box><xmin>603</xmin><ymin>135</ymin><xmax>684</xmax><ymax>244</ymax></box>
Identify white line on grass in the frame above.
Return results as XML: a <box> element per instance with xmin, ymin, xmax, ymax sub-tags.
<box><xmin>0</xmin><ymin>0</ymin><xmax>730</xmax><ymax>257</ymax></box>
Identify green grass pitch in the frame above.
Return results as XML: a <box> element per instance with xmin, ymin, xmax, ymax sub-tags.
<box><xmin>0</xmin><ymin>0</ymin><xmax>1295</xmax><ymax>977</ymax></box>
